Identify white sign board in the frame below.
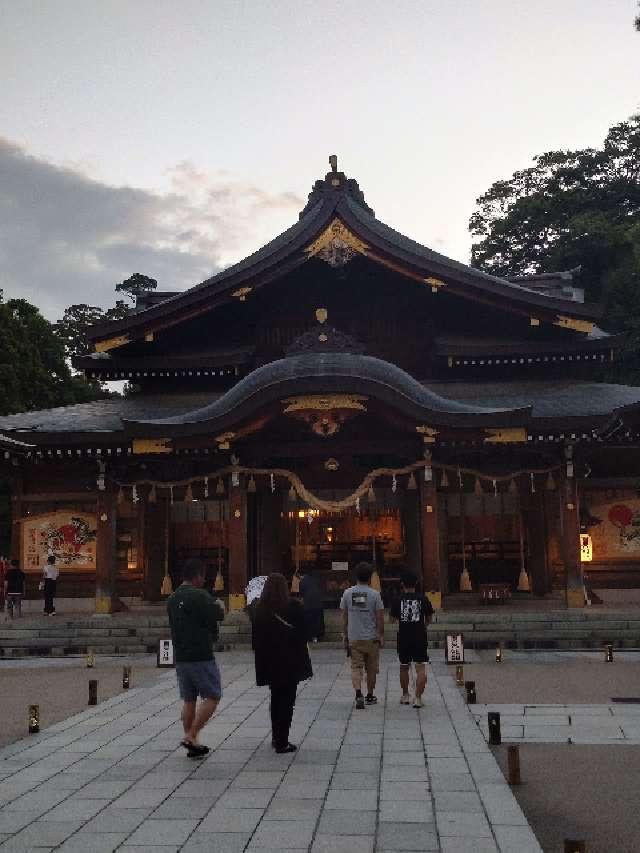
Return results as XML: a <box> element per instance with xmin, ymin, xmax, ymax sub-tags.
<box><xmin>331</xmin><ymin>561</ymin><xmax>349</xmax><ymax>572</ymax></box>
<box><xmin>445</xmin><ymin>633</ymin><xmax>464</xmax><ymax>665</ymax></box>
<box><xmin>157</xmin><ymin>639</ymin><xmax>174</xmax><ymax>667</ymax></box>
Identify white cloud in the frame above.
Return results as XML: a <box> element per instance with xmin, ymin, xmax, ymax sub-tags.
<box><xmin>0</xmin><ymin>139</ymin><xmax>303</xmax><ymax>319</ymax></box>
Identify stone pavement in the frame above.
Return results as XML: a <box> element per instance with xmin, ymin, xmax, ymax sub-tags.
<box><xmin>0</xmin><ymin>650</ymin><xmax>541</xmax><ymax>852</ymax></box>
<box><xmin>472</xmin><ymin>701</ymin><xmax>640</xmax><ymax>744</ymax></box>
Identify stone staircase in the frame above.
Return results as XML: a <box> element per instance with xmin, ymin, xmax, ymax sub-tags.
<box><xmin>2</xmin><ymin>604</ymin><xmax>640</xmax><ymax>657</ymax></box>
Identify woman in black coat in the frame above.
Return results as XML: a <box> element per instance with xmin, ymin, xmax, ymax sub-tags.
<box><xmin>253</xmin><ymin>573</ymin><xmax>313</xmax><ymax>753</ymax></box>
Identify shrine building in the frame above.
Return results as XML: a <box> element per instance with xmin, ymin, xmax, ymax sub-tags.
<box><xmin>3</xmin><ymin>158</ymin><xmax>640</xmax><ymax>613</ymax></box>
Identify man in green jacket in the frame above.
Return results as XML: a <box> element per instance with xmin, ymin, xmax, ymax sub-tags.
<box><xmin>167</xmin><ymin>558</ymin><xmax>223</xmax><ymax>757</ymax></box>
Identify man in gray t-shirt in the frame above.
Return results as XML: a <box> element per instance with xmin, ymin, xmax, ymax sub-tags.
<box><xmin>340</xmin><ymin>562</ymin><xmax>385</xmax><ymax>710</ymax></box>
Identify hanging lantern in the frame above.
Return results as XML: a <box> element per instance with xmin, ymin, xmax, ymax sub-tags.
<box><xmin>371</xmin><ymin>569</ymin><xmax>381</xmax><ymax>592</ymax></box>
<box><xmin>170</xmin><ymin>485</ymin><xmax>174</xmax><ymax>505</ymax></box>
<box><xmin>132</xmin><ymin>485</ymin><xmax>139</xmax><ymax>504</ymax></box>
<box><xmin>270</xmin><ymin>473</ymin><xmax>275</xmax><ymax>493</ymax></box>
<box><xmin>231</xmin><ymin>471</ymin><xmax>240</xmax><ymax>487</ymax></box>
<box><xmin>459</xmin><ymin>566</ymin><xmax>472</xmax><ymax>592</ymax></box>
<box><xmin>216</xmin><ymin>477</ymin><xmax>225</xmax><ymax>495</ymax></box>
<box><xmin>407</xmin><ymin>472</ymin><xmax>417</xmax><ymax>491</ymax></box>
<box><xmin>424</xmin><ymin>451</ymin><xmax>433</xmax><ymax>482</ymax></box>
<box><xmin>307</xmin><ymin>509</ymin><xmax>314</xmax><ymax>525</ymax></box>
<box><xmin>474</xmin><ymin>477</ymin><xmax>483</xmax><ymax>497</ymax></box>
<box><xmin>493</xmin><ymin>479</ymin><xmax>498</xmax><ymax>497</ymax></box>
<box><xmin>117</xmin><ymin>487</ymin><xmax>125</xmax><ymax>505</ymax></box>
<box><xmin>457</xmin><ymin>468</ymin><xmax>463</xmax><ymax>489</ymax></box>
<box><xmin>368</xmin><ymin>484</ymin><xmax>376</xmax><ymax>502</ymax></box>
<box><xmin>517</xmin><ymin>567</ymin><xmax>531</xmax><ymax>592</ymax></box>
<box><xmin>214</xmin><ymin>568</ymin><xmax>224</xmax><ymax>591</ymax></box>
<box><xmin>355</xmin><ymin>495</ymin><xmax>361</xmax><ymax>514</ymax></box>
<box><xmin>546</xmin><ymin>471</ymin><xmax>556</xmax><ymax>491</ymax></box>
<box><xmin>392</xmin><ymin>474</ymin><xmax>397</xmax><ymax>494</ymax></box>
<box><xmin>440</xmin><ymin>469</ymin><xmax>449</xmax><ymax>489</ymax></box>
<box><xmin>530</xmin><ymin>473</ymin><xmax>536</xmax><ymax>494</ymax></box>
<box><xmin>508</xmin><ymin>478</ymin><xmax>518</xmax><ymax>495</ymax></box>
<box><xmin>184</xmin><ymin>484</ymin><xmax>194</xmax><ymax>502</ymax></box>
<box><xmin>148</xmin><ymin>484</ymin><xmax>157</xmax><ymax>503</ymax></box>
<box><xmin>204</xmin><ymin>477</ymin><xmax>209</xmax><ymax>498</ymax></box>
<box><xmin>291</xmin><ymin>572</ymin><xmax>300</xmax><ymax>594</ymax></box>
<box><xmin>288</xmin><ymin>484</ymin><xmax>296</xmax><ymax>502</ymax></box>
<box><xmin>160</xmin><ymin>572</ymin><xmax>173</xmax><ymax>596</ymax></box>
<box><xmin>248</xmin><ymin>475</ymin><xmax>256</xmax><ymax>493</ymax></box>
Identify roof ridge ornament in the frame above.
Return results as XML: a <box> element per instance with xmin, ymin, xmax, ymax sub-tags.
<box><xmin>298</xmin><ymin>157</ymin><xmax>375</xmax><ymax>219</ymax></box>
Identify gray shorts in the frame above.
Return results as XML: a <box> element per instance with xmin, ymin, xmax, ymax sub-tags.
<box><xmin>175</xmin><ymin>660</ymin><xmax>222</xmax><ymax>702</ymax></box>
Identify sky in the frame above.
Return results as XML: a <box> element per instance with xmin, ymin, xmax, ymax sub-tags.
<box><xmin>1</xmin><ymin>0</ymin><xmax>639</xmax><ymax>320</ymax></box>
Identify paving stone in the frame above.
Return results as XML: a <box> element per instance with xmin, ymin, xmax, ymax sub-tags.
<box><xmin>199</xmin><ymin>806</ymin><xmax>264</xmax><ymax>833</ymax></box>
<box><xmin>44</xmin><ymin>798</ymin><xmax>110</xmax><ymax>821</ymax></box>
<box><xmin>440</xmin><ymin>837</ymin><xmax>499</xmax><ymax>852</ymax></box>
<box><xmin>112</xmin><ymin>788</ymin><xmax>169</xmax><ymax>808</ymax></box>
<box><xmin>380</xmin><ymin>800</ymin><xmax>435</xmax><ymax>823</ymax></box>
<box><xmin>151</xmin><ymin>795</ymin><xmax>217</xmax><ymax>819</ymax></box>
<box><xmin>493</xmin><ymin>824</ymin><xmax>544</xmax><ymax>852</ymax></box>
<box><xmin>311</xmin><ymin>834</ymin><xmax>374</xmax><ymax>853</ymax></box>
<box><xmin>215</xmin><ymin>787</ymin><xmax>274</xmax><ymax>809</ymax></box>
<box><xmin>317</xmin><ymin>809</ymin><xmax>376</xmax><ymax>835</ymax></box>
<box><xmin>75</xmin><ymin>780</ymin><xmax>133</xmax><ymax>799</ymax></box>
<box><xmin>381</xmin><ymin>780</ymin><xmax>430</xmax><ymax>801</ymax></box>
<box><xmin>376</xmin><ymin>821</ymin><xmax>440</xmax><ymax>850</ymax></box>
<box><xmin>324</xmin><ymin>788</ymin><xmax>378</xmax><ymax>810</ymax></box>
<box><xmin>82</xmin><ymin>807</ymin><xmax>153</xmax><ymax>833</ymax></box>
<box><xmin>8</xmin><ymin>819</ymin><xmax>85</xmax><ymax>846</ymax></box>
<box><xmin>434</xmin><ymin>791</ymin><xmax>483</xmax><ymax>813</ymax></box>
<box><xmin>264</xmin><ymin>797</ymin><xmax>324</xmax><ymax>821</ymax></box>
<box><xmin>171</xmin><ymin>779</ymin><xmax>230</xmax><ymax>798</ymax></box>
<box><xmin>126</xmin><ymin>817</ymin><xmax>198</xmax><ymax>845</ymax></box>
<box><xmin>277</xmin><ymin>780</ymin><xmax>331</xmax><ymax>799</ymax></box>
<box><xmin>331</xmin><ymin>771</ymin><xmax>379</xmax><ymax>789</ymax></box>
<box><xmin>429</xmin><ymin>773</ymin><xmax>476</xmax><ymax>792</ymax></box>
<box><xmin>437</xmin><ymin>810</ymin><xmax>493</xmax><ymax>837</ymax></box>
<box><xmin>380</xmin><ymin>766</ymin><xmax>430</xmax><ymax>782</ymax></box>
<box><xmin>182</xmin><ymin>831</ymin><xmax>254</xmax><ymax>852</ymax></box>
<box><xmin>56</xmin><ymin>831</ymin><xmax>129</xmax><ymax>852</ymax></box>
<box><xmin>383</xmin><ymin>752</ymin><xmax>425</xmax><ymax>767</ymax></box>
<box><xmin>231</xmin><ymin>771</ymin><xmax>284</xmax><ymax>788</ymax></box>
<box><xmin>249</xmin><ymin>819</ymin><xmax>315</xmax><ymax>848</ymax></box>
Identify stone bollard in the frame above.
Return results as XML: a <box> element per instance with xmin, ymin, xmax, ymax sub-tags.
<box><xmin>605</xmin><ymin>644</ymin><xmax>613</xmax><ymax>663</ymax></box>
<box><xmin>123</xmin><ymin>666</ymin><xmax>131</xmax><ymax>689</ymax></box>
<box><xmin>495</xmin><ymin>645</ymin><xmax>502</xmax><ymax>663</ymax></box>
<box><xmin>508</xmin><ymin>745</ymin><xmax>521</xmax><ymax>785</ymax></box>
<box><xmin>28</xmin><ymin>704</ymin><xmax>40</xmax><ymax>734</ymax></box>
<box><xmin>465</xmin><ymin>681</ymin><xmax>476</xmax><ymax>704</ymax></box>
<box><xmin>455</xmin><ymin>665</ymin><xmax>464</xmax><ymax>686</ymax></box>
<box><xmin>88</xmin><ymin>679</ymin><xmax>98</xmax><ymax>706</ymax></box>
<box><xmin>488</xmin><ymin>712</ymin><xmax>501</xmax><ymax>745</ymax></box>
<box><xmin>86</xmin><ymin>650</ymin><xmax>95</xmax><ymax>668</ymax></box>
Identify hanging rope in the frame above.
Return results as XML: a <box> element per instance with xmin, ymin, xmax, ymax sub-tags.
<box><xmin>115</xmin><ymin>459</ymin><xmax>562</xmax><ymax>511</ymax></box>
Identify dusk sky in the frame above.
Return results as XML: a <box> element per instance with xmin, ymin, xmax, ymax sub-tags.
<box><xmin>1</xmin><ymin>0</ymin><xmax>639</xmax><ymax>319</ymax></box>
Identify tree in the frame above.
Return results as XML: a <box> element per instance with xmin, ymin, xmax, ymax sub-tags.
<box><xmin>115</xmin><ymin>272</ymin><xmax>158</xmax><ymax>304</ymax></box>
<box><xmin>56</xmin><ymin>300</ymin><xmax>130</xmax><ymax>360</ymax></box>
<box><xmin>469</xmin><ymin>115</ymin><xmax>640</xmax><ymax>332</ymax></box>
<box><xmin>0</xmin><ymin>298</ymin><xmax>100</xmax><ymax>416</ymax></box>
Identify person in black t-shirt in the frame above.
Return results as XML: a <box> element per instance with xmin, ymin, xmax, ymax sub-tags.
<box><xmin>5</xmin><ymin>559</ymin><xmax>26</xmax><ymax>619</ymax></box>
<box><xmin>390</xmin><ymin>570</ymin><xmax>433</xmax><ymax>708</ymax></box>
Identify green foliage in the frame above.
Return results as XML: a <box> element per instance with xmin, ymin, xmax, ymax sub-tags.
<box><xmin>115</xmin><ymin>272</ymin><xmax>157</xmax><ymax>304</ymax></box>
<box><xmin>0</xmin><ymin>298</ymin><xmax>99</xmax><ymax>416</ymax></box>
<box><xmin>56</xmin><ymin>300</ymin><xmax>130</xmax><ymax>360</ymax></box>
<box><xmin>469</xmin><ymin>115</ymin><xmax>640</xmax><ymax>339</ymax></box>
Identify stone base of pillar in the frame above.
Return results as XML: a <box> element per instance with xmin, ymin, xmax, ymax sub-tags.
<box><xmin>426</xmin><ymin>591</ymin><xmax>442</xmax><ymax>610</ymax></box>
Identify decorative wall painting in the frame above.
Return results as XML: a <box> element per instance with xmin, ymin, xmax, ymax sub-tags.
<box><xmin>22</xmin><ymin>511</ymin><xmax>97</xmax><ymax>571</ymax></box>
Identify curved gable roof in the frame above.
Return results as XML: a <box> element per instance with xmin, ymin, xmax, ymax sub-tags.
<box><xmin>88</xmin><ymin>163</ymin><xmax>601</xmax><ymax>347</ymax></box>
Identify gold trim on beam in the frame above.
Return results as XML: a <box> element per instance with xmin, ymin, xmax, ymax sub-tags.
<box><xmin>232</xmin><ymin>286</ymin><xmax>252</xmax><ymax>301</ymax></box>
<box><xmin>283</xmin><ymin>395</ymin><xmax>368</xmax><ymax>413</ymax></box>
<box><xmin>132</xmin><ymin>438</ymin><xmax>172</xmax><ymax>455</ymax></box>
<box><xmin>305</xmin><ymin>219</ymin><xmax>369</xmax><ymax>258</ymax></box>
<box><xmin>425</xmin><ymin>276</ymin><xmax>446</xmax><ymax>292</ymax></box>
<box><xmin>530</xmin><ymin>317</ymin><xmax>540</xmax><ymax>327</ymax></box>
<box><xmin>416</xmin><ymin>425</ymin><xmax>439</xmax><ymax>444</ymax></box>
<box><xmin>483</xmin><ymin>428</ymin><xmax>527</xmax><ymax>444</ymax></box>
<box><xmin>144</xmin><ymin>332</ymin><xmax>154</xmax><ymax>342</ymax></box>
<box><xmin>554</xmin><ymin>316</ymin><xmax>594</xmax><ymax>334</ymax></box>
<box><xmin>94</xmin><ymin>335</ymin><xmax>131</xmax><ymax>353</ymax></box>
<box><xmin>215</xmin><ymin>431</ymin><xmax>236</xmax><ymax>451</ymax></box>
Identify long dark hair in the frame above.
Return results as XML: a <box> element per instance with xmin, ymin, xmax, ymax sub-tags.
<box><xmin>259</xmin><ymin>573</ymin><xmax>290</xmax><ymax>614</ymax></box>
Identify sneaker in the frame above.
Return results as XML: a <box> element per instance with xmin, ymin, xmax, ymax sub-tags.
<box><xmin>365</xmin><ymin>694</ymin><xmax>377</xmax><ymax>705</ymax></box>
<box><xmin>400</xmin><ymin>693</ymin><xmax>411</xmax><ymax>705</ymax></box>
<box><xmin>413</xmin><ymin>696</ymin><xmax>424</xmax><ymax>709</ymax></box>
<box><xmin>355</xmin><ymin>694</ymin><xmax>365</xmax><ymax>710</ymax></box>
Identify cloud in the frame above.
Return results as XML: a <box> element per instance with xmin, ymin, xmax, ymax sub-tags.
<box><xmin>0</xmin><ymin>139</ymin><xmax>303</xmax><ymax>319</ymax></box>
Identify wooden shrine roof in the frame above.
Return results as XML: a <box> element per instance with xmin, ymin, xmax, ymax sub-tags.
<box><xmin>86</xmin><ymin>162</ymin><xmax>602</xmax><ymax>352</ymax></box>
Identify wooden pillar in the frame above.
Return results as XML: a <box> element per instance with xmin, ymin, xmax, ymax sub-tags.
<box><xmin>524</xmin><ymin>488</ymin><xmax>549</xmax><ymax>597</ymax></box>
<box><xmin>420</xmin><ymin>479</ymin><xmax>442</xmax><ymax>609</ymax></box>
<box><xmin>260</xmin><ymin>489</ymin><xmax>282</xmax><ymax>576</ymax></box>
<box><xmin>143</xmin><ymin>499</ymin><xmax>168</xmax><ymax>602</ymax></box>
<box><xmin>561</xmin><ymin>475</ymin><xmax>584</xmax><ymax>608</ymax></box>
<box><xmin>10</xmin><ymin>473</ymin><xmax>23</xmax><ymax>561</ymax></box>
<box><xmin>95</xmin><ymin>491</ymin><xmax>117</xmax><ymax>614</ymax></box>
<box><xmin>228</xmin><ymin>476</ymin><xmax>248</xmax><ymax>610</ymax></box>
<box><xmin>402</xmin><ymin>488</ymin><xmax>422</xmax><ymax>578</ymax></box>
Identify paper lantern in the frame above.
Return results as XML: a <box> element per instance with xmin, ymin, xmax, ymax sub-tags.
<box><xmin>247</xmin><ymin>475</ymin><xmax>256</xmax><ymax>493</ymax></box>
<box><xmin>407</xmin><ymin>472</ymin><xmax>417</xmax><ymax>491</ymax></box>
<box><xmin>148</xmin><ymin>484</ymin><xmax>157</xmax><ymax>503</ymax></box>
<box><xmin>216</xmin><ymin>478</ymin><xmax>225</xmax><ymax>495</ymax></box>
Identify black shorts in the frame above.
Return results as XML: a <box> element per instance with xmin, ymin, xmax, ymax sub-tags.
<box><xmin>397</xmin><ymin>634</ymin><xmax>429</xmax><ymax>665</ymax></box>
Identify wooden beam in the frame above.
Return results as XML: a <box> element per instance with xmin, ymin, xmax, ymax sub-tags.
<box><xmin>95</xmin><ymin>492</ymin><xmax>117</xmax><ymax>614</ymax></box>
